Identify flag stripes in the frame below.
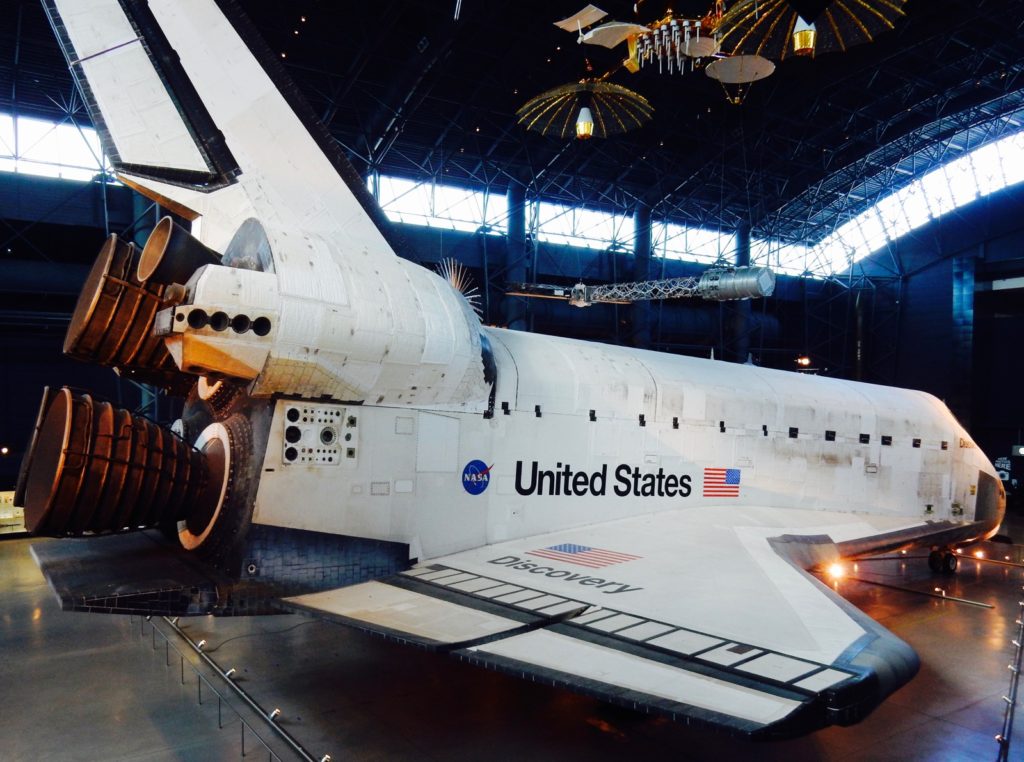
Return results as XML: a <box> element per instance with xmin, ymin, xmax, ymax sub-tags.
<box><xmin>526</xmin><ymin>543</ymin><xmax>641</xmax><ymax>568</ymax></box>
<box><xmin>703</xmin><ymin>467</ymin><xmax>741</xmax><ymax>498</ymax></box>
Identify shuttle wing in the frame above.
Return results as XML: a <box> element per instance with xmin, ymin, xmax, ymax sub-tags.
<box><xmin>284</xmin><ymin>506</ymin><xmax>926</xmax><ymax>738</ymax></box>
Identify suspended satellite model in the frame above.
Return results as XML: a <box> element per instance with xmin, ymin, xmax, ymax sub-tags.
<box><xmin>716</xmin><ymin>0</ymin><xmax>910</xmax><ymax>60</ymax></box>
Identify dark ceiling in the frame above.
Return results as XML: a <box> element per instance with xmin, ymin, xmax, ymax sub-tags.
<box><xmin>3</xmin><ymin>0</ymin><xmax>1024</xmax><ymax>245</ymax></box>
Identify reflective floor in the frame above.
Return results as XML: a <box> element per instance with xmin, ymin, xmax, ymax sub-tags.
<box><xmin>2</xmin><ymin>517</ymin><xmax>1023</xmax><ymax>761</ymax></box>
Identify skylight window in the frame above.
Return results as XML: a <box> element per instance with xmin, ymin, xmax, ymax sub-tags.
<box><xmin>894</xmin><ymin>182</ymin><xmax>931</xmax><ymax>234</ymax></box>
<box><xmin>0</xmin><ymin>113</ymin><xmax>109</xmax><ymax>181</ymax></box>
<box><xmin>970</xmin><ymin>142</ymin><xmax>1004</xmax><ymax>196</ymax></box>
<box><xmin>874</xmin><ymin>191</ymin><xmax>912</xmax><ymax>241</ymax></box>
<box><xmin>750</xmin><ymin>239</ymin><xmax>811</xmax><ymax>275</ymax></box>
<box><xmin>361</xmin><ymin>125</ymin><xmax>1024</xmax><ymax>278</ymax></box>
<box><xmin>944</xmin><ymin>154</ymin><xmax>979</xmax><ymax>207</ymax></box>
<box><xmin>373</xmin><ymin>175</ymin><xmax>507</xmax><ymax>233</ymax></box>
<box><xmin>654</xmin><ymin>222</ymin><xmax>735</xmax><ymax>264</ymax></box>
<box><xmin>919</xmin><ymin>166</ymin><xmax>957</xmax><ymax>219</ymax></box>
<box><xmin>806</xmin><ymin>127</ymin><xmax>1024</xmax><ymax>275</ymax></box>
<box><xmin>1001</xmin><ymin>132</ymin><xmax>1024</xmax><ymax>186</ymax></box>
<box><xmin>855</xmin><ymin>207</ymin><xmax>889</xmax><ymax>253</ymax></box>
<box><xmin>0</xmin><ymin>115</ymin><xmax>14</xmax><ymax>174</ymax></box>
<box><xmin>535</xmin><ymin>202</ymin><xmax>632</xmax><ymax>250</ymax></box>
<box><xmin>8</xmin><ymin>108</ymin><xmax>1024</xmax><ymax>282</ymax></box>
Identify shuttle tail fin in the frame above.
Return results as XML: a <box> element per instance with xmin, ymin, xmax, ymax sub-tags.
<box><xmin>43</xmin><ymin>0</ymin><xmax>401</xmax><ymax>253</ymax></box>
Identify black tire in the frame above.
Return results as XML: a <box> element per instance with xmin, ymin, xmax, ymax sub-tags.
<box><xmin>928</xmin><ymin>550</ymin><xmax>942</xmax><ymax>572</ymax></box>
<box><xmin>942</xmin><ymin>552</ymin><xmax>958</xmax><ymax>574</ymax></box>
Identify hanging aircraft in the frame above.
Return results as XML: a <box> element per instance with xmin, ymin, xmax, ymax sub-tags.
<box><xmin>16</xmin><ymin>0</ymin><xmax>1005</xmax><ymax>740</ymax></box>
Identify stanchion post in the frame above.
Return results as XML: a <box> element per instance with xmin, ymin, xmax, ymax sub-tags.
<box><xmin>128</xmin><ymin>614</ymin><xmax>289</xmax><ymax>760</ymax></box>
<box><xmin>996</xmin><ymin>584</ymin><xmax>1024</xmax><ymax>762</ymax></box>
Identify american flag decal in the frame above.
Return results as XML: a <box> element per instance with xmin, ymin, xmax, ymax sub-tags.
<box><xmin>526</xmin><ymin>544</ymin><xmax>641</xmax><ymax>569</ymax></box>
<box><xmin>703</xmin><ymin>467</ymin><xmax>741</xmax><ymax>498</ymax></box>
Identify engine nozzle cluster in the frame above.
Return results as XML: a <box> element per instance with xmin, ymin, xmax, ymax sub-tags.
<box><xmin>63</xmin><ymin>217</ymin><xmax>222</xmax><ymax>393</ymax></box>
<box><xmin>19</xmin><ymin>388</ymin><xmax>225</xmax><ymax>537</ymax></box>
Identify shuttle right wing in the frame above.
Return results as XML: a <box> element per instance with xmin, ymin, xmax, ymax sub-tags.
<box><xmin>284</xmin><ymin>505</ymin><xmax>930</xmax><ymax>739</ymax></box>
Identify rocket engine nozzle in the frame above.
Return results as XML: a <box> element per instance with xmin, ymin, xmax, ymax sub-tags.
<box><xmin>20</xmin><ymin>388</ymin><xmax>225</xmax><ymax>537</ymax></box>
<box><xmin>64</xmin><ymin>234</ymin><xmax>189</xmax><ymax>393</ymax></box>
<box><xmin>138</xmin><ymin>216</ymin><xmax>221</xmax><ymax>285</ymax></box>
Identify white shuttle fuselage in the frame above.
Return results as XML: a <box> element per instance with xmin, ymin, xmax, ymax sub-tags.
<box><xmin>243</xmin><ymin>317</ymin><xmax>1001</xmax><ymax>563</ymax></box>
<box><xmin>162</xmin><ymin>241</ymin><xmax>1001</xmax><ymax>563</ymax></box>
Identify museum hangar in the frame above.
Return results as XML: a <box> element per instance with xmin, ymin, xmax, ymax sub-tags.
<box><xmin>1</xmin><ymin>1</ymin><xmax>1024</xmax><ymax>760</ymax></box>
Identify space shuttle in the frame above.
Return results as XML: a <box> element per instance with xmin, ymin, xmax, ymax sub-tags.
<box><xmin>16</xmin><ymin>0</ymin><xmax>1005</xmax><ymax>740</ymax></box>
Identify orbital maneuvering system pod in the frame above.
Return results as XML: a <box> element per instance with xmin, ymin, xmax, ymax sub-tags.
<box><xmin>19</xmin><ymin>220</ymin><xmax>235</xmax><ymax>547</ymax></box>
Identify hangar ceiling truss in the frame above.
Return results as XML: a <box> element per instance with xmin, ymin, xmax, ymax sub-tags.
<box><xmin>3</xmin><ymin>1</ymin><xmax>1024</xmax><ymax>245</ymax></box>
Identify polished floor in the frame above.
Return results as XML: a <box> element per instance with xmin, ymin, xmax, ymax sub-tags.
<box><xmin>2</xmin><ymin>520</ymin><xmax>1023</xmax><ymax>761</ymax></box>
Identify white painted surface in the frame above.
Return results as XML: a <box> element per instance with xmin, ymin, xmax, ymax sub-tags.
<box><xmin>422</xmin><ymin>507</ymin><xmax>880</xmax><ymax>665</ymax></box>
<box><xmin>52</xmin><ymin>0</ymin><xmax>209</xmax><ymax>172</ymax></box>
<box><xmin>739</xmin><ymin>653</ymin><xmax>818</xmax><ymax>682</ymax></box>
<box><xmin>286</xmin><ymin>582</ymin><xmax>520</xmax><ymax>644</ymax></box>
<box><xmin>51</xmin><ymin>0</ymin><xmax>490</xmax><ymax>408</ymax></box>
<box><xmin>795</xmin><ymin>668</ymin><xmax>854</xmax><ymax>691</ymax></box>
<box><xmin>473</xmin><ymin>630</ymin><xmax>802</xmax><ymax>725</ymax></box>
<box><xmin>416</xmin><ymin>414</ymin><xmax>460</xmax><ymax>473</ymax></box>
<box><xmin>254</xmin><ymin>319</ymin><xmax>995</xmax><ymax>557</ymax></box>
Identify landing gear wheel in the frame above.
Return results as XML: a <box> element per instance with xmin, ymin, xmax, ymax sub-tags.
<box><xmin>928</xmin><ymin>550</ymin><xmax>942</xmax><ymax>572</ymax></box>
<box><xmin>942</xmin><ymin>552</ymin><xmax>958</xmax><ymax>574</ymax></box>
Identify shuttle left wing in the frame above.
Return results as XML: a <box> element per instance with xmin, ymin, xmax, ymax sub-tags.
<box><xmin>284</xmin><ymin>505</ymin><xmax>927</xmax><ymax>739</ymax></box>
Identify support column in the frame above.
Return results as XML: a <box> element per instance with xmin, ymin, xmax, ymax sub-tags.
<box><xmin>131</xmin><ymin>191</ymin><xmax>159</xmax><ymax>249</ymax></box>
<box><xmin>950</xmin><ymin>254</ymin><xmax>975</xmax><ymax>427</ymax></box>
<box><xmin>130</xmin><ymin>191</ymin><xmax>161</xmax><ymax>419</ymax></box>
<box><xmin>632</xmin><ymin>203</ymin><xmax>652</xmax><ymax>349</ymax></box>
<box><xmin>503</xmin><ymin>182</ymin><xmax>528</xmax><ymax>331</ymax></box>
<box><xmin>729</xmin><ymin>222</ymin><xmax>752</xmax><ymax>363</ymax></box>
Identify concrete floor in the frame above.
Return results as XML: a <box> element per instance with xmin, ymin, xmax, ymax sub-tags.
<box><xmin>2</xmin><ymin>523</ymin><xmax>1023</xmax><ymax>761</ymax></box>
<box><xmin>0</xmin><ymin>537</ymin><xmax>291</xmax><ymax>761</ymax></box>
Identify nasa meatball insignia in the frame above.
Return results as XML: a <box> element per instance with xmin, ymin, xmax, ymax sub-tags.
<box><xmin>462</xmin><ymin>460</ymin><xmax>493</xmax><ymax>494</ymax></box>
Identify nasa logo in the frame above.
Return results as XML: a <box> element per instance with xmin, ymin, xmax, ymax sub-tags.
<box><xmin>462</xmin><ymin>460</ymin><xmax>492</xmax><ymax>495</ymax></box>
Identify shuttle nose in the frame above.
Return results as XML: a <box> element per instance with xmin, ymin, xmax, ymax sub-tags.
<box><xmin>974</xmin><ymin>470</ymin><xmax>1006</xmax><ymax>534</ymax></box>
